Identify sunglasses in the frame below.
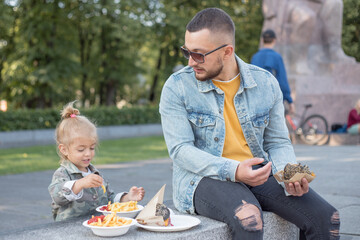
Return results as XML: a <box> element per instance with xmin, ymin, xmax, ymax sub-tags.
<box><xmin>180</xmin><ymin>44</ymin><xmax>228</xmax><ymax>63</ymax></box>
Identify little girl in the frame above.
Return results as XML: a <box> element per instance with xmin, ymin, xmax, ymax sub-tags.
<box><xmin>48</xmin><ymin>101</ymin><xmax>145</xmax><ymax>221</ymax></box>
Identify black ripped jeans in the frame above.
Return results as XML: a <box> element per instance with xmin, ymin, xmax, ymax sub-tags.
<box><xmin>194</xmin><ymin>176</ymin><xmax>340</xmax><ymax>240</ymax></box>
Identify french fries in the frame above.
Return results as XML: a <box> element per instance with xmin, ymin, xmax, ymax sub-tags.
<box><xmin>105</xmin><ymin>201</ymin><xmax>138</xmax><ymax>212</ymax></box>
<box><xmin>88</xmin><ymin>213</ymin><xmax>132</xmax><ymax>227</ymax></box>
<box><xmin>101</xmin><ymin>184</ymin><xmax>106</xmax><ymax>193</ymax></box>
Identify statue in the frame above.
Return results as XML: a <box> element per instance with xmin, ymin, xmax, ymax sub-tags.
<box><xmin>262</xmin><ymin>0</ymin><xmax>355</xmax><ymax>75</ymax></box>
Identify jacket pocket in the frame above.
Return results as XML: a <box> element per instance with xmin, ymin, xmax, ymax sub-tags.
<box><xmin>251</xmin><ymin>113</ymin><xmax>269</xmax><ymax>138</ymax></box>
<box><xmin>188</xmin><ymin>112</ymin><xmax>216</xmax><ymax>149</ymax></box>
<box><xmin>188</xmin><ymin>112</ymin><xmax>216</xmax><ymax>127</ymax></box>
<box><xmin>251</xmin><ymin>113</ymin><xmax>269</xmax><ymax>127</ymax></box>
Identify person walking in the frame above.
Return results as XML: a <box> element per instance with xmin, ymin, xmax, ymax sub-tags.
<box><xmin>159</xmin><ymin>8</ymin><xmax>339</xmax><ymax>240</ymax></box>
<box><xmin>251</xmin><ymin>29</ymin><xmax>295</xmax><ymax>114</ymax></box>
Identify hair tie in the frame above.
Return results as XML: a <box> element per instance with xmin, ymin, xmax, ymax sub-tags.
<box><xmin>70</xmin><ymin>114</ymin><xmax>76</xmax><ymax>118</ymax></box>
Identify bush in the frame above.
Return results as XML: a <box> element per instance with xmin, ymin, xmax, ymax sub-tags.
<box><xmin>0</xmin><ymin>105</ymin><xmax>160</xmax><ymax>132</ymax></box>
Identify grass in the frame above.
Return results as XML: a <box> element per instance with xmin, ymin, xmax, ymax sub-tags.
<box><xmin>0</xmin><ymin>136</ymin><xmax>169</xmax><ymax>176</ymax></box>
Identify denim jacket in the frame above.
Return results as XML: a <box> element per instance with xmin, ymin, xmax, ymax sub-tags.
<box><xmin>159</xmin><ymin>55</ymin><xmax>297</xmax><ymax>214</ymax></box>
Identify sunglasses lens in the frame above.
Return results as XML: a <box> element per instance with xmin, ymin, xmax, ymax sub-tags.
<box><xmin>181</xmin><ymin>47</ymin><xmax>190</xmax><ymax>59</ymax></box>
<box><xmin>190</xmin><ymin>53</ymin><xmax>204</xmax><ymax>63</ymax></box>
<box><xmin>180</xmin><ymin>47</ymin><xmax>204</xmax><ymax>63</ymax></box>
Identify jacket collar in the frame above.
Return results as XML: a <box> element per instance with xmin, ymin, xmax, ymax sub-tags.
<box><xmin>197</xmin><ymin>55</ymin><xmax>257</xmax><ymax>93</ymax></box>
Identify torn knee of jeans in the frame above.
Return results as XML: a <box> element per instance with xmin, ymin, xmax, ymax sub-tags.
<box><xmin>234</xmin><ymin>200</ymin><xmax>263</xmax><ymax>232</ymax></box>
<box><xmin>330</xmin><ymin>211</ymin><xmax>340</xmax><ymax>239</ymax></box>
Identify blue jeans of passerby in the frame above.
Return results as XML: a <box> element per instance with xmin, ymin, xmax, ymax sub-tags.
<box><xmin>194</xmin><ymin>176</ymin><xmax>340</xmax><ymax>240</ymax></box>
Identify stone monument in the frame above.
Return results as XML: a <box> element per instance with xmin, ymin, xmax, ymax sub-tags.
<box><xmin>261</xmin><ymin>0</ymin><xmax>360</xmax><ymax>127</ymax></box>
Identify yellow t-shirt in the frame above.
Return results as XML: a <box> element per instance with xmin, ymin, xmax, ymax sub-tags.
<box><xmin>213</xmin><ymin>74</ymin><xmax>253</xmax><ymax>162</ymax></box>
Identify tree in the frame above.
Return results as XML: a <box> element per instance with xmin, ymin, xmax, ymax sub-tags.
<box><xmin>2</xmin><ymin>0</ymin><xmax>79</xmax><ymax>108</ymax></box>
<box><xmin>96</xmin><ymin>0</ymin><xmax>148</xmax><ymax>106</ymax></box>
<box><xmin>0</xmin><ymin>0</ymin><xmax>264</xmax><ymax>108</ymax></box>
<box><xmin>146</xmin><ymin>0</ymin><xmax>263</xmax><ymax>103</ymax></box>
<box><xmin>342</xmin><ymin>0</ymin><xmax>360</xmax><ymax>62</ymax></box>
<box><xmin>66</xmin><ymin>0</ymin><xmax>100</xmax><ymax>106</ymax></box>
<box><xmin>0</xmin><ymin>1</ymin><xmax>17</xmax><ymax>102</ymax></box>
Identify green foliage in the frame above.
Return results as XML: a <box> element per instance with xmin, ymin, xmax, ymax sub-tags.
<box><xmin>83</xmin><ymin>105</ymin><xmax>161</xmax><ymax>126</ymax></box>
<box><xmin>3</xmin><ymin>0</ymin><xmax>356</xmax><ymax>109</ymax></box>
<box><xmin>0</xmin><ymin>108</ymin><xmax>59</xmax><ymax>131</ymax></box>
<box><xmin>342</xmin><ymin>0</ymin><xmax>360</xmax><ymax>61</ymax></box>
<box><xmin>0</xmin><ymin>105</ymin><xmax>160</xmax><ymax>131</ymax></box>
<box><xmin>2</xmin><ymin>1</ymin><xmax>80</xmax><ymax>108</ymax></box>
<box><xmin>0</xmin><ymin>0</ymin><xmax>262</xmax><ymax>108</ymax></box>
<box><xmin>144</xmin><ymin>0</ymin><xmax>263</xmax><ymax>102</ymax></box>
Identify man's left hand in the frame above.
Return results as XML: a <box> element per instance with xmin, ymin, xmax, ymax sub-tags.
<box><xmin>288</xmin><ymin>103</ymin><xmax>295</xmax><ymax>115</ymax></box>
<box><xmin>285</xmin><ymin>178</ymin><xmax>309</xmax><ymax>196</ymax></box>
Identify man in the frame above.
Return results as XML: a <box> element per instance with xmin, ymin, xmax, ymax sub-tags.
<box><xmin>159</xmin><ymin>8</ymin><xmax>339</xmax><ymax>240</ymax></box>
<box><xmin>251</xmin><ymin>29</ymin><xmax>295</xmax><ymax>114</ymax></box>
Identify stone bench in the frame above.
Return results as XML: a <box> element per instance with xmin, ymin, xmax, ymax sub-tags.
<box><xmin>289</xmin><ymin>132</ymin><xmax>360</xmax><ymax>146</ymax></box>
<box><xmin>328</xmin><ymin>133</ymin><xmax>360</xmax><ymax>146</ymax></box>
<box><xmin>2</xmin><ymin>210</ymin><xmax>299</xmax><ymax>240</ymax></box>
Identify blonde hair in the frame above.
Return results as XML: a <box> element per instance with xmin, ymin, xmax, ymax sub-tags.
<box><xmin>55</xmin><ymin>101</ymin><xmax>98</xmax><ymax>163</ymax></box>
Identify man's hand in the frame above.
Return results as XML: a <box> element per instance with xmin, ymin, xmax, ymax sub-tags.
<box><xmin>235</xmin><ymin>158</ymin><xmax>272</xmax><ymax>186</ymax></box>
<box><xmin>288</xmin><ymin>103</ymin><xmax>295</xmax><ymax>115</ymax></box>
<box><xmin>285</xmin><ymin>178</ymin><xmax>309</xmax><ymax>196</ymax></box>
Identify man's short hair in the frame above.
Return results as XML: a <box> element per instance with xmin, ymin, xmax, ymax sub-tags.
<box><xmin>186</xmin><ymin>8</ymin><xmax>235</xmax><ymax>44</ymax></box>
<box><xmin>262</xmin><ymin>29</ymin><xmax>276</xmax><ymax>44</ymax></box>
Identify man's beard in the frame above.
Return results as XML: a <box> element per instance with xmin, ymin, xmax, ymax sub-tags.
<box><xmin>195</xmin><ymin>58</ymin><xmax>224</xmax><ymax>81</ymax></box>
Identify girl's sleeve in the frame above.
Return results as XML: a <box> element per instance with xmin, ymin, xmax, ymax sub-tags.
<box><xmin>113</xmin><ymin>192</ymin><xmax>127</xmax><ymax>202</ymax></box>
<box><xmin>48</xmin><ymin>169</ymin><xmax>76</xmax><ymax>206</ymax></box>
<box><xmin>62</xmin><ymin>180</ymin><xmax>83</xmax><ymax>201</ymax></box>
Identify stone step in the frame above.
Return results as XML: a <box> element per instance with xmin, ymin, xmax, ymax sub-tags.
<box><xmin>2</xmin><ymin>211</ymin><xmax>299</xmax><ymax>240</ymax></box>
<box><xmin>289</xmin><ymin>132</ymin><xmax>360</xmax><ymax>146</ymax></box>
<box><xmin>328</xmin><ymin>133</ymin><xmax>360</xmax><ymax>146</ymax></box>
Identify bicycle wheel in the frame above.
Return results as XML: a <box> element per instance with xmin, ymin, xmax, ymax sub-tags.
<box><xmin>299</xmin><ymin>114</ymin><xmax>329</xmax><ymax>145</ymax></box>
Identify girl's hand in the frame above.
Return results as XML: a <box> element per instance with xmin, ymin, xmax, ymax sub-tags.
<box><xmin>121</xmin><ymin>186</ymin><xmax>145</xmax><ymax>202</ymax></box>
<box><xmin>72</xmin><ymin>174</ymin><xmax>103</xmax><ymax>194</ymax></box>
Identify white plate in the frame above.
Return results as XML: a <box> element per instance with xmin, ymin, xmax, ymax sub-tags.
<box><xmin>83</xmin><ymin>217</ymin><xmax>135</xmax><ymax>237</ymax></box>
<box><xmin>136</xmin><ymin>215</ymin><xmax>201</xmax><ymax>232</ymax></box>
<box><xmin>96</xmin><ymin>205</ymin><xmax>144</xmax><ymax>218</ymax></box>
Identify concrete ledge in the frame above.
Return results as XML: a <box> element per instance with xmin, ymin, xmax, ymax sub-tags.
<box><xmin>328</xmin><ymin>133</ymin><xmax>360</xmax><ymax>146</ymax></box>
<box><xmin>0</xmin><ymin>124</ymin><xmax>163</xmax><ymax>149</ymax></box>
<box><xmin>289</xmin><ymin>132</ymin><xmax>360</xmax><ymax>146</ymax></box>
<box><xmin>288</xmin><ymin>133</ymin><xmax>330</xmax><ymax>145</ymax></box>
<box><xmin>97</xmin><ymin>124</ymin><xmax>163</xmax><ymax>140</ymax></box>
<box><xmin>1</xmin><ymin>211</ymin><xmax>299</xmax><ymax>240</ymax></box>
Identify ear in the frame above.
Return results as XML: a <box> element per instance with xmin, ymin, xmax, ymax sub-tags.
<box><xmin>223</xmin><ymin>45</ymin><xmax>234</xmax><ymax>60</ymax></box>
<box><xmin>58</xmin><ymin>144</ymin><xmax>68</xmax><ymax>157</ymax></box>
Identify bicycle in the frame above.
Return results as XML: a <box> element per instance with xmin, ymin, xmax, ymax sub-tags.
<box><xmin>285</xmin><ymin>104</ymin><xmax>329</xmax><ymax>145</ymax></box>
